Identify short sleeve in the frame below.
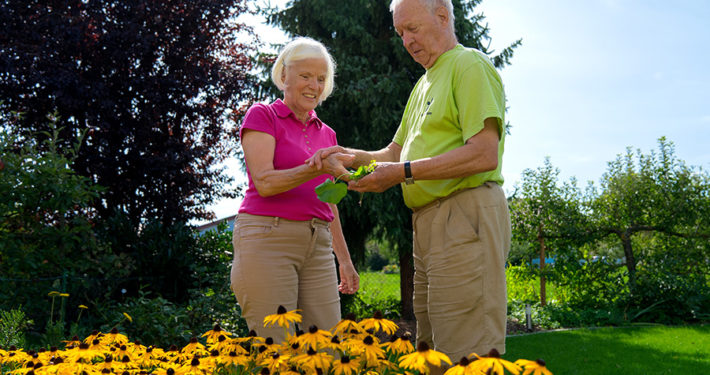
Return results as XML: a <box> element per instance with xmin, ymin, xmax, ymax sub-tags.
<box><xmin>239</xmin><ymin>103</ymin><xmax>276</xmax><ymax>140</ymax></box>
<box><xmin>455</xmin><ymin>56</ymin><xmax>505</xmax><ymax>142</ymax></box>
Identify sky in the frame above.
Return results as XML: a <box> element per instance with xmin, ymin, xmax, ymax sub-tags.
<box><xmin>202</xmin><ymin>0</ymin><xmax>710</xmax><ymax>223</ymax></box>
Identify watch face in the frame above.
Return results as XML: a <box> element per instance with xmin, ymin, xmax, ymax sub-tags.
<box><xmin>405</xmin><ymin>177</ymin><xmax>415</xmax><ymax>185</ymax></box>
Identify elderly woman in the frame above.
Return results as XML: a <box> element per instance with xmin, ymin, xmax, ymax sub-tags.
<box><xmin>231</xmin><ymin>37</ymin><xmax>359</xmax><ymax>341</ymax></box>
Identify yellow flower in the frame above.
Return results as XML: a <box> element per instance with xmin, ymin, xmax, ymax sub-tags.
<box><xmin>153</xmin><ymin>364</ymin><xmax>188</xmax><ymax>375</ymax></box>
<box><xmin>218</xmin><ymin>338</ymin><xmax>249</xmax><ymax>356</ymax></box>
<box><xmin>122</xmin><ymin>312</ymin><xmax>133</xmax><ymax>323</ymax></box>
<box><xmin>263</xmin><ymin>305</ymin><xmax>302</xmax><ymax>329</ymax></box>
<box><xmin>293</xmin><ymin>347</ymin><xmax>333</xmax><ymax>373</ymax></box>
<box><xmin>260</xmin><ymin>352</ymin><xmax>292</xmax><ymax>373</ymax></box>
<box><xmin>179</xmin><ymin>337</ymin><xmax>208</xmax><ymax>361</ymax></box>
<box><xmin>470</xmin><ymin>349</ymin><xmax>521</xmax><ymax>375</ymax></box>
<box><xmin>357</xmin><ymin>334</ymin><xmax>386</xmax><ymax>367</ymax></box>
<box><xmin>444</xmin><ymin>356</ymin><xmax>479</xmax><ymax>375</ymax></box>
<box><xmin>179</xmin><ymin>356</ymin><xmax>209</xmax><ymax>375</ymax></box>
<box><xmin>358</xmin><ymin>311</ymin><xmax>398</xmax><ymax>335</ymax></box>
<box><xmin>60</xmin><ymin>293</ymin><xmax>70</xmax><ymax>297</ymax></box>
<box><xmin>515</xmin><ymin>359</ymin><xmax>553</xmax><ymax>375</ymax></box>
<box><xmin>201</xmin><ymin>323</ymin><xmax>233</xmax><ymax>345</ymax></box>
<box><xmin>62</xmin><ymin>335</ymin><xmax>83</xmax><ymax>349</ymax></box>
<box><xmin>382</xmin><ymin>332</ymin><xmax>415</xmax><ymax>355</ymax></box>
<box><xmin>82</xmin><ymin>329</ymin><xmax>102</xmax><ymax>344</ymax></box>
<box><xmin>101</xmin><ymin>327</ymin><xmax>129</xmax><ymax>346</ymax></box>
<box><xmin>332</xmin><ymin>313</ymin><xmax>361</xmax><ymax>337</ymax></box>
<box><xmin>331</xmin><ymin>355</ymin><xmax>361</xmax><ymax>375</ymax></box>
<box><xmin>48</xmin><ymin>291</ymin><xmax>61</xmax><ymax>297</ymax></box>
<box><xmin>217</xmin><ymin>350</ymin><xmax>250</xmax><ymax>368</ymax></box>
<box><xmin>78</xmin><ymin>305</ymin><xmax>88</xmax><ymax>309</ymax></box>
<box><xmin>297</xmin><ymin>325</ymin><xmax>333</xmax><ymax>350</ymax></box>
<box><xmin>65</xmin><ymin>342</ymin><xmax>102</xmax><ymax>363</ymax></box>
<box><xmin>399</xmin><ymin>342</ymin><xmax>452</xmax><ymax>374</ymax></box>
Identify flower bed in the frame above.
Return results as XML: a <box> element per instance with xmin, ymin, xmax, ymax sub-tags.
<box><xmin>0</xmin><ymin>307</ymin><xmax>552</xmax><ymax>375</ymax></box>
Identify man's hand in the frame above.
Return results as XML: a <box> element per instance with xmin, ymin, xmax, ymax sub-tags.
<box><xmin>347</xmin><ymin>162</ymin><xmax>404</xmax><ymax>193</ymax></box>
<box><xmin>319</xmin><ymin>152</ymin><xmax>355</xmax><ymax>179</ymax></box>
<box><xmin>306</xmin><ymin>146</ymin><xmax>348</xmax><ymax>169</ymax></box>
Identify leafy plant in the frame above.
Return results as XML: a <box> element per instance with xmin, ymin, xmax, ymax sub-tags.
<box><xmin>108</xmin><ymin>289</ymin><xmax>191</xmax><ymax>348</ymax></box>
<box><xmin>315</xmin><ymin>160</ymin><xmax>377</xmax><ymax>204</ymax></box>
<box><xmin>0</xmin><ymin>308</ymin><xmax>31</xmax><ymax>349</ymax></box>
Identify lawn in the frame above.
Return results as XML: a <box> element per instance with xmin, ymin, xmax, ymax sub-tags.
<box><xmin>358</xmin><ymin>271</ymin><xmax>401</xmax><ymax>302</ymax></box>
<box><xmin>504</xmin><ymin>324</ymin><xmax>710</xmax><ymax>374</ymax></box>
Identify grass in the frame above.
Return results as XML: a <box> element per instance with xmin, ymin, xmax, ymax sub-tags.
<box><xmin>503</xmin><ymin>324</ymin><xmax>710</xmax><ymax>374</ymax></box>
<box><xmin>358</xmin><ymin>271</ymin><xmax>400</xmax><ymax>302</ymax></box>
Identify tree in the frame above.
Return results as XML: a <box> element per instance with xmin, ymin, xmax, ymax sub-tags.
<box><xmin>0</xmin><ymin>0</ymin><xmax>257</xmax><ymax>226</ymax></box>
<box><xmin>0</xmin><ymin>113</ymin><xmax>112</xmax><ymax>329</ymax></box>
<box><xmin>262</xmin><ymin>0</ymin><xmax>520</xmax><ymax>319</ymax></box>
<box><xmin>509</xmin><ymin>157</ymin><xmax>587</xmax><ymax>305</ymax></box>
<box><xmin>590</xmin><ymin>138</ymin><xmax>710</xmax><ymax>295</ymax></box>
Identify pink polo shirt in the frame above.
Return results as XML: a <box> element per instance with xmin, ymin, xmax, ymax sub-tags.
<box><xmin>238</xmin><ymin>99</ymin><xmax>337</xmax><ymax>222</ymax></box>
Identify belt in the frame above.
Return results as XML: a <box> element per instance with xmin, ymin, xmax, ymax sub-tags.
<box><xmin>410</xmin><ymin>181</ymin><xmax>497</xmax><ymax>213</ymax></box>
<box><xmin>239</xmin><ymin>213</ymin><xmax>330</xmax><ymax>228</ymax></box>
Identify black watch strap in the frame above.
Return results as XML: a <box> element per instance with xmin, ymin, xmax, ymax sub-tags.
<box><xmin>404</xmin><ymin>161</ymin><xmax>415</xmax><ymax>185</ymax></box>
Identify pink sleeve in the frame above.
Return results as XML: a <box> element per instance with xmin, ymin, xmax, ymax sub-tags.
<box><xmin>239</xmin><ymin>103</ymin><xmax>275</xmax><ymax>140</ymax></box>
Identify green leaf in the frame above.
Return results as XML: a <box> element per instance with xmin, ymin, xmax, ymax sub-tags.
<box><xmin>315</xmin><ymin>179</ymin><xmax>348</xmax><ymax>204</ymax></box>
<box><xmin>350</xmin><ymin>165</ymin><xmax>369</xmax><ymax>180</ymax></box>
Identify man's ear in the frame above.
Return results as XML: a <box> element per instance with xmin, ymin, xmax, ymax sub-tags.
<box><xmin>436</xmin><ymin>6</ymin><xmax>449</xmax><ymax>26</ymax></box>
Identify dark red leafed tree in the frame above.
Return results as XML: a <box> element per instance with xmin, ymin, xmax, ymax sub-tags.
<box><xmin>0</xmin><ymin>0</ymin><xmax>258</xmax><ymax>225</ymax></box>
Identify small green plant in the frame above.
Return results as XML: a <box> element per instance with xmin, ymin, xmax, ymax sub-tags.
<box><xmin>42</xmin><ymin>291</ymin><xmax>70</xmax><ymax>347</ymax></box>
<box><xmin>0</xmin><ymin>307</ymin><xmax>31</xmax><ymax>348</ymax></box>
<box><xmin>315</xmin><ymin>160</ymin><xmax>377</xmax><ymax>204</ymax></box>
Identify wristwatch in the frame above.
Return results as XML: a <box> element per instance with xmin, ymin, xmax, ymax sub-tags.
<box><xmin>404</xmin><ymin>161</ymin><xmax>415</xmax><ymax>185</ymax></box>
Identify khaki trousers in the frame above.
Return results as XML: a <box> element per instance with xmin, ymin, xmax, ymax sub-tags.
<box><xmin>230</xmin><ymin>213</ymin><xmax>341</xmax><ymax>342</ymax></box>
<box><xmin>412</xmin><ymin>182</ymin><xmax>511</xmax><ymax>364</ymax></box>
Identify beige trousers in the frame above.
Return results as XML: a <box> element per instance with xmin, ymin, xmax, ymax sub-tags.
<box><xmin>412</xmin><ymin>182</ymin><xmax>511</xmax><ymax>364</ymax></box>
<box><xmin>230</xmin><ymin>213</ymin><xmax>341</xmax><ymax>342</ymax></box>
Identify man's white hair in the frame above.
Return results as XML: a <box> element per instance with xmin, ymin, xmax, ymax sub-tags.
<box><xmin>271</xmin><ymin>37</ymin><xmax>336</xmax><ymax>103</ymax></box>
<box><xmin>390</xmin><ymin>0</ymin><xmax>455</xmax><ymax>34</ymax></box>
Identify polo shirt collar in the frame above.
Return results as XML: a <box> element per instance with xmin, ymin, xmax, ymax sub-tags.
<box><xmin>273</xmin><ymin>99</ymin><xmax>323</xmax><ymax>129</ymax></box>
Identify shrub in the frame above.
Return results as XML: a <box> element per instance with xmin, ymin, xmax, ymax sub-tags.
<box><xmin>0</xmin><ymin>308</ymin><xmax>31</xmax><ymax>348</ymax></box>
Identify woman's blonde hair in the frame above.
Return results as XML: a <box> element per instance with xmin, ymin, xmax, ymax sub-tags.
<box><xmin>271</xmin><ymin>37</ymin><xmax>336</xmax><ymax>103</ymax></box>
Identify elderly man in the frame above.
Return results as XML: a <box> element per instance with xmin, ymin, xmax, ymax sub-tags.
<box><xmin>310</xmin><ymin>0</ymin><xmax>510</xmax><ymax>366</ymax></box>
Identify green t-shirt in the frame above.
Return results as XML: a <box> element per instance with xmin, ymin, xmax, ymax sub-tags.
<box><xmin>393</xmin><ymin>44</ymin><xmax>506</xmax><ymax>208</ymax></box>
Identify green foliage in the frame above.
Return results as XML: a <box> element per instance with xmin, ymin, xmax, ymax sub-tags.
<box><xmin>1</xmin><ymin>0</ymin><xmax>257</xmax><ymax>225</ymax></box>
<box><xmin>315</xmin><ymin>179</ymin><xmax>348</xmax><ymax>204</ymax></box>
<box><xmin>108</xmin><ymin>289</ymin><xmax>191</xmax><ymax>348</ymax></box>
<box><xmin>0</xmin><ymin>114</ymin><xmax>119</xmax><ymax>339</ymax></box>
<box><xmin>589</xmin><ymin>138</ymin><xmax>710</xmax><ymax>289</ymax></box>
<box><xmin>0</xmin><ymin>308</ymin><xmax>30</xmax><ymax>349</ymax></box>
<box><xmin>343</xmin><ymin>295</ymin><xmax>401</xmax><ymax>321</ymax></box>
<box><xmin>365</xmin><ymin>251</ymin><xmax>390</xmax><ymax>272</ymax></box>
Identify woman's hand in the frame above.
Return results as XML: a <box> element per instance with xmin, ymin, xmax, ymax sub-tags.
<box><xmin>338</xmin><ymin>261</ymin><xmax>360</xmax><ymax>295</ymax></box>
<box><xmin>306</xmin><ymin>146</ymin><xmax>348</xmax><ymax>169</ymax></box>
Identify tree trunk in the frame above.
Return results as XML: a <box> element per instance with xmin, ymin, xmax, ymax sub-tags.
<box><xmin>538</xmin><ymin>230</ymin><xmax>547</xmax><ymax>306</ymax></box>
<box><xmin>399</xmin><ymin>249</ymin><xmax>415</xmax><ymax>320</ymax></box>
<box><xmin>620</xmin><ymin>230</ymin><xmax>637</xmax><ymax>293</ymax></box>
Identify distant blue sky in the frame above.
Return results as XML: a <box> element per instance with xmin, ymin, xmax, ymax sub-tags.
<box><xmin>203</xmin><ymin>0</ymin><xmax>710</xmax><ymax>222</ymax></box>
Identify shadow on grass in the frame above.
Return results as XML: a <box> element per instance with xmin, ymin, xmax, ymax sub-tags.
<box><xmin>503</xmin><ymin>324</ymin><xmax>709</xmax><ymax>375</ymax></box>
